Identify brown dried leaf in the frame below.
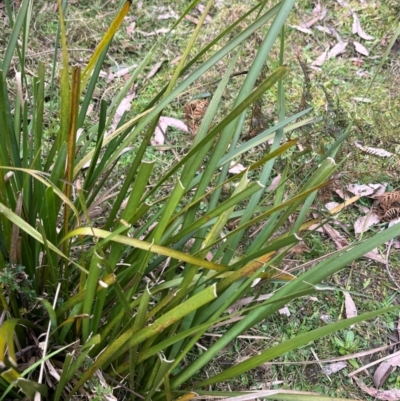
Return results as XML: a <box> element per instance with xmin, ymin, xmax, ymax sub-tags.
<box><xmin>312</xmin><ymin>49</ymin><xmax>329</xmax><ymax>66</ymax></box>
<box><xmin>228</xmin><ymin>162</ymin><xmax>246</xmax><ymax>174</ymax></box>
<box><xmin>171</xmin><ymin>56</ymin><xmax>182</xmax><ymax>65</ymax></box>
<box><xmin>352</xmin><ymin>13</ymin><xmax>374</xmax><ymax>40</ymax></box>
<box><xmin>288</xmin><ymin>242</ymin><xmax>310</xmax><ymax>254</ymax></box>
<box><xmin>352</xmin><ymin>96</ymin><xmax>371</xmax><ymax>103</ymax></box>
<box><xmin>315</xmin><ymin>25</ymin><xmax>334</xmax><ymax>35</ymax></box>
<box><xmin>392</xmin><ymin>240</ymin><xmax>400</xmax><ymax>249</ymax></box>
<box><xmin>111</xmin><ymin>92</ymin><xmax>136</xmax><ymax>133</ymax></box>
<box><xmin>278</xmin><ymin>306</ymin><xmax>290</xmax><ymax>316</ymax></box>
<box><xmin>327</xmin><ymin>41</ymin><xmax>348</xmax><ymax>58</ymax></box>
<box><xmin>364</xmin><ymin>250</ymin><xmax>385</xmax><ymax>264</ymax></box>
<box><xmin>351</xmin><ymin>58</ymin><xmax>365</xmax><ymax>67</ymax></box>
<box><xmin>307</xmin><ymin>224</ymin><xmax>324</xmax><ymax>233</ymax></box>
<box><xmin>126</xmin><ymin>21</ymin><xmax>136</xmax><ymax>35</ymax></box>
<box><xmin>268</xmin><ymin>174</ymin><xmax>281</xmax><ymax>191</ymax></box>
<box><xmin>389</xmin><ymin>354</ymin><xmax>400</xmax><ymax>368</ymax></box>
<box><xmin>185</xmin><ymin>15</ymin><xmax>201</xmax><ymax>25</ymax></box>
<box><xmin>335</xmin><ymin>188</ymin><xmax>352</xmax><ymax>200</ymax></box>
<box><xmin>146</xmin><ymin>61</ymin><xmax>165</xmax><ymax>80</ymax></box>
<box><xmin>157</xmin><ymin>12</ymin><xmax>178</xmax><ymax>20</ymax></box>
<box><xmin>354</xmin><ymin>376</ymin><xmax>400</xmax><ymax>400</ymax></box>
<box><xmin>136</xmin><ymin>28</ymin><xmax>170</xmax><ymax>36</ymax></box>
<box><xmin>371</xmin><ymin>184</ymin><xmax>388</xmax><ymax>197</ymax></box>
<box><xmin>389</xmin><ymin>218</ymin><xmax>400</xmax><ymax>228</ymax></box>
<box><xmin>347</xmin><ymin>183</ymin><xmax>384</xmax><ymax>197</ymax></box>
<box><xmin>290</xmin><ymin>25</ymin><xmax>314</xmax><ymax>35</ymax></box>
<box><xmin>324</xmin><ymin>224</ymin><xmax>348</xmax><ymax>249</ymax></box>
<box><xmin>103</xmin><ymin>65</ymin><xmax>138</xmax><ymax>82</ymax></box>
<box><xmin>303</xmin><ymin>3</ymin><xmax>327</xmax><ymax>28</ymax></box>
<box><xmin>197</xmin><ymin>4</ymin><xmax>212</xmax><ymax>22</ymax></box>
<box><xmin>374</xmin><ymin>362</ymin><xmax>397</xmax><ymax>388</ymax></box>
<box><xmin>354</xmin><ymin>41</ymin><xmax>369</xmax><ymax>56</ymax></box>
<box><xmin>303</xmin><ymin>15</ymin><xmax>322</xmax><ymax>28</ymax></box>
<box><xmin>153</xmin><ymin>128</ymin><xmax>166</xmax><ymax>146</ymax></box>
<box><xmin>325</xmin><ymin>202</ymin><xmax>340</xmax><ymax>211</ymax></box>
<box><xmin>152</xmin><ymin>116</ymin><xmax>189</xmax><ymax>146</ymax></box>
<box><xmin>343</xmin><ymin>292</ymin><xmax>357</xmax><ymax>320</ymax></box>
<box><xmin>354</xmin><ymin>212</ymin><xmax>381</xmax><ymax>235</ymax></box>
<box><xmin>322</xmin><ymin>361</ymin><xmax>347</xmax><ymax>376</ymax></box>
<box><xmin>312</xmin><ymin>42</ymin><xmax>347</xmax><ymax>66</ymax></box>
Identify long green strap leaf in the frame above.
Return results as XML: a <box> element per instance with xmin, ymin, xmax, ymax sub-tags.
<box><xmin>172</xmin><ymin>221</ymin><xmax>400</xmax><ymax>388</ymax></box>
<box><xmin>62</xmin><ymin>227</ymin><xmax>226</xmax><ymax>272</ymax></box>
<box><xmin>68</xmin><ymin>284</ymin><xmax>218</xmax><ymax>398</ymax></box>
<box><xmin>196</xmin><ymin>304</ymin><xmax>400</xmax><ymax>387</ymax></box>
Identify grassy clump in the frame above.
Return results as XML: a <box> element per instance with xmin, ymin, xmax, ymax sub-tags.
<box><xmin>0</xmin><ymin>1</ymin><xmax>399</xmax><ymax>400</ymax></box>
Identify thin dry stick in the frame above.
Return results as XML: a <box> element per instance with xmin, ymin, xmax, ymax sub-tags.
<box><xmin>348</xmin><ymin>348</ymin><xmax>400</xmax><ymax>378</ymax></box>
<box><xmin>35</xmin><ymin>283</ymin><xmax>61</xmax><ymax>401</ymax></box>
<box><xmin>311</xmin><ymin>347</ymin><xmax>332</xmax><ymax>382</ymax></box>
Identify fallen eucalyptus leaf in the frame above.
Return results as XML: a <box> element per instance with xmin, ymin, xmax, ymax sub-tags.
<box><xmin>344</xmin><ymin>292</ymin><xmax>357</xmax><ymax>321</ymax></box>
<box><xmin>328</xmin><ymin>41</ymin><xmax>348</xmax><ymax>58</ymax></box>
<box><xmin>354</xmin><ymin>376</ymin><xmax>400</xmax><ymax>400</ymax></box>
<box><xmin>322</xmin><ymin>361</ymin><xmax>347</xmax><ymax>376</ymax></box>
<box><xmin>374</xmin><ymin>361</ymin><xmax>397</xmax><ymax>388</ymax></box>
<box><xmin>352</xmin><ymin>13</ymin><xmax>374</xmax><ymax>40</ymax></box>
<box><xmin>354</xmin><ymin>41</ymin><xmax>369</xmax><ymax>56</ymax></box>
<box><xmin>289</xmin><ymin>25</ymin><xmax>313</xmax><ymax>35</ymax></box>
<box><xmin>268</xmin><ymin>174</ymin><xmax>281</xmax><ymax>191</ymax></box>
<box><xmin>354</xmin><ymin>213</ymin><xmax>381</xmax><ymax>235</ymax></box>
<box><xmin>152</xmin><ymin>116</ymin><xmax>189</xmax><ymax>146</ymax></box>
<box><xmin>229</xmin><ymin>162</ymin><xmax>246</xmax><ymax>174</ymax></box>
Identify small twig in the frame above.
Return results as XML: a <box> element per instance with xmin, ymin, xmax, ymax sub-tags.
<box><xmin>35</xmin><ymin>282</ymin><xmax>61</xmax><ymax>401</ymax></box>
<box><xmin>311</xmin><ymin>347</ymin><xmax>331</xmax><ymax>382</ymax></box>
<box><xmin>348</xmin><ymin>348</ymin><xmax>400</xmax><ymax>378</ymax></box>
<box><xmin>385</xmin><ymin>239</ymin><xmax>400</xmax><ymax>290</ymax></box>
<box><xmin>196</xmin><ymin>342</ymin><xmax>208</xmax><ymax>351</ymax></box>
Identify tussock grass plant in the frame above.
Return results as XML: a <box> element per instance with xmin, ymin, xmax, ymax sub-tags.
<box><xmin>0</xmin><ymin>0</ymin><xmax>399</xmax><ymax>399</ymax></box>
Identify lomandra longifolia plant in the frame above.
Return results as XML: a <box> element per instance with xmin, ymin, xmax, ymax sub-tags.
<box><xmin>0</xmin><ymin>0</ymin><xmax>399</xmax><ymax>400</ymax></box>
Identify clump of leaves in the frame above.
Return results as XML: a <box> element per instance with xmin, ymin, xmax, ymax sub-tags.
<box><xmin>0</xmin><ymin>0</ymin><xmax>399</xmax><ymax>400</ymax></box>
